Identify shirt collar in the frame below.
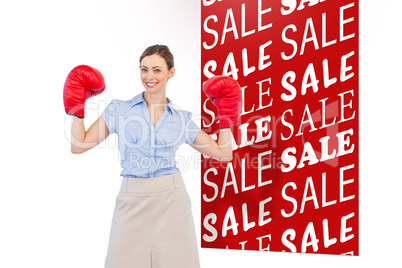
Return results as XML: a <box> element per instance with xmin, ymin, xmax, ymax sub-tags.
<box><xmin>130</xmin><ymin>91</ymin><xmax>174</xmax><ymax>115</ymax></box>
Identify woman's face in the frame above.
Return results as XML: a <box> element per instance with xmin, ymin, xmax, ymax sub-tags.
<box><xmin>140</xmin><ymin>54</ymin><xmax>175</xmax><ymax>94</ymax></box>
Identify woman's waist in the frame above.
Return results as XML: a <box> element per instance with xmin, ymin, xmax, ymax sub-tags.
<box><xmin>119</xmin><ymin>171</ymin><xmax>184</xmax><ymax>194</ymax></box>
<box><xmin>120</xmin><ymin>166</ymin><xmax>180</xmax><ymax>179</ymax></box>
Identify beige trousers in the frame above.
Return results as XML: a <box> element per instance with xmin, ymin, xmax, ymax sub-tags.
<box><xmin>105</xmin><ymin>172</ymin><xmax>200</xmax><ymax>268</ymax></box>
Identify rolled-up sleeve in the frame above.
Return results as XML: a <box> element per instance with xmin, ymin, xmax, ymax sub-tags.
<box><xmin>184</xmin><ymin>111</ymin><xmax>200</xmax><ymax>144</ymax></box>
<box><xmin>101</xmin><ymin>99</ymin><xmax>121</xmax><ymax>134</ymax></box>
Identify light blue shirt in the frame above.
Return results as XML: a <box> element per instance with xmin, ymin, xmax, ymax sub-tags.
<box><xmin>101</xmin><ymin>92</ymin><xmax>200</xmax><ymax>178</ymax></box>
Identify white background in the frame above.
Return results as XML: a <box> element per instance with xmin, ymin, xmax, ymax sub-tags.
<box><xmin>0</xmin><ymin>0</ymin><xmax>400</xmax><ymax>267</ymax></box>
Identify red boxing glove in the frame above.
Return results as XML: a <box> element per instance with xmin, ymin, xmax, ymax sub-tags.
<box><xmin>203</xmin><ymin>75</ymin><xmax>242</xmax><ymax>128</ymax></box>
<box><xmin>63</xmin><ymin>65</ymin><xmax>105</xmax><ymax>118</ymax></box>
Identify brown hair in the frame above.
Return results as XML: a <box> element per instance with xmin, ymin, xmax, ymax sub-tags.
<box><xmin>139</xmin><ymin>44</ymin><xmax>174</xmax><ymax>70</ymax></box>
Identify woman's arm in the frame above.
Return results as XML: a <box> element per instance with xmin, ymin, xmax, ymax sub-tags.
<box><xmin>189</xmin><ymin>128</ymin><xmax>232</xmax><ymax>162</ymax></box>
<box><xmin>195</xmin><ymin>75</ymin><xmax>242</xmax><ymax>162</ymax></box>
<box><xmin>70</xmin><ymin>116</ymin><xmax>110</xmax><ymax>154</ymax></box>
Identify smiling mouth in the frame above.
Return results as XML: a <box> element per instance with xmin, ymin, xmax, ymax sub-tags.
<box><xmin>146</xmin><ymin>82</ymin><xmax>158</xmax><ymax>88</ymax></box>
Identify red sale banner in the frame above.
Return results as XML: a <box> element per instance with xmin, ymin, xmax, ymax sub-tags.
<box><xmin>201</xmin><ymin>0</ymin><xmax>358</xmax><ymax>255</ymax></box>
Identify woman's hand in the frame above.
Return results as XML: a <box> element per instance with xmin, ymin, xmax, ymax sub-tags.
<box><xmin>63</xmin><ymin>65</ymin><xmax>105</xmax><ymax>118</ymax></box>
<box><xmin>63</xmin><ymin>65</ymin><xmax>109</xmax><ymax>153</ymax></box>
<box><xmin>202</xmin><ymin>75</ymin><xmax>242</xmax><ymax>129</ymax></box>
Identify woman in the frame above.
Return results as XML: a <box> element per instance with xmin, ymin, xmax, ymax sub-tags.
<box><xmin>64</xmin><ymin>44</ymin><xmax>242</xmax><ymax>267</ymax></box>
